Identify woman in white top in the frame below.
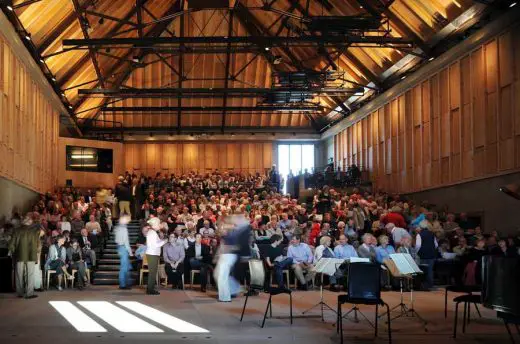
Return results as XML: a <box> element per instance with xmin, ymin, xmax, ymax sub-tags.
<box><xmin>145</xmin><ymin>217</ymin><xmax>166</xmax><ymax>295</ymax></box>
<box><xmin>58</xmin><ymin>216</ymin><xmax>71</xmax><ymax>233</ymax></box>
<box><xmin>314</xmin><ymin>236</ymin><xmax>335</xmax><ymax>261</ymax></box>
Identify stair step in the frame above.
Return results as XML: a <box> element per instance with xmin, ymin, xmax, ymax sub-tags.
<box><xmin>102</xmin><ymin>254</ymin><xmax>121</xmax><ymax>259</ymax></box>
<box><xmin>94</xmin><ymin>271</ymin><xmax>138</xmax><ymax>277</ymax></box>
<box><xmin>97</xmin><ymin>265</ymin><xmax>122</xmax><ymax>271</ymax></box>
<box><xmin>93</xmin><ymin>278</ymin><xmax>137</xmax><ymax>285</ymax></box>
<box><xmin>98</xmin><ymin>258</ymin><xmax>136</xmax><ymax>264</ymax></box>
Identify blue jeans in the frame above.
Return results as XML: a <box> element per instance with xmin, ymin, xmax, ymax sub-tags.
<box><xmin>420</xmin><ymin>258</ymin><xmax>435</xmax><ymax>289</ymax></box>
<box><xmin>118</xmin><ymin>245</ymin><xmax>131</xmax><ymax>288</ymax></box>
<box><xmin>214</xmin><ymin>253</ymin><xmax>240</xmax><ymax>302</ymax></box>
<box><xmin>273</xmin><ymin>257</ymin><xmax>293</xmax><ymax>288</ymax></box>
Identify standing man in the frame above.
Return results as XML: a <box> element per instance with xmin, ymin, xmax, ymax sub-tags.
<box><xmin>115</xmin><ymin>215</ymin><xmax>133</xmax><ymax>290</ymax></box>
<box><xmin>415</xmin><ymin>220</ymin><xmax>438</xmax><ymax>290</ymax></box>
<box><xmin>115</xmin><ymin>176</ymin><xmax>132</xmax><ymax>219</ymax></box>
<box><xmin>145</xmin><ymin>217</ymin><xmax>166</xmax><ymax>295</ymax></box>
<box><xmin>131</xmin><ymin>178</ymin><xmax>144</xmax><ymax>220</ymax></box>
<box><xmin>9</xmin><ymin>214</ymin><xmax>40</xmax><ymax>299</ymax></box>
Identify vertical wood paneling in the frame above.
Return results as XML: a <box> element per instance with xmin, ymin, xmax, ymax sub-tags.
<box><xmin>332</xmin><ymin>26</ymin><xmax>520</xmax><ymax>193</ymax></box>
<box><xmin>0</xmin><ymin>34</ymin><xmax>59</xmax><ymax>193</ymax></box>
<box><xmin>123</xmin><ymin>142</ymin><xmax>274</xmax><ymax>175</ymax></box>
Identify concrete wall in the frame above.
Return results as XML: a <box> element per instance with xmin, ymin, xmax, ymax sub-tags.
<box><xmin>405</xmin><ymin>172</ymin><xmax>520</xmax><ymax>235</ymax></box>
<box><xmin>315</xmin><ymin>137</ymin><xmax>334</xmax><ymax>170</ymax></box>
<box><xmin>0</xmin><ymin>177</ymin><xmax>39</xmax><ymax>222</ymax></box>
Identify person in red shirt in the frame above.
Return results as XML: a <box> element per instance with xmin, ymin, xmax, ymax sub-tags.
<box><xmin>381</xmin><ymin>206</ymin><xmax>407</xmax><ymax>228</ymax></box>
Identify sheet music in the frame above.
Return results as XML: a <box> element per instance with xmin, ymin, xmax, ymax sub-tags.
<box><xmin>402</xmin><ymin>253</ymin><xmax>422</xmax><ymax>273</ymax></box>
<box><xmin>389</xmin><ymin>253</ymin><xmax>415</xmax><ymax>275</ymax></box>
<box><xmin>314</xmin><ymin>258</ymin><xmax>346</xmax><ymax>276</ymax></box>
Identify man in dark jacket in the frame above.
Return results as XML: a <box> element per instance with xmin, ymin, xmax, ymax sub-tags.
<box><xmin>186</xmin><ymin>233</ymin><xmax>212</xmax><ymax>292</ymax></box>
<box><xmin>9</xmin><ymin>215</ymin><xmax>41</xmax><ymax>299</ymax></box>
<box><xmin>115</xmin><ymin>176</ymin><xmax>132</xmax><ymax>219</ymax></box>
<box><xmin>416</xmin><ymin>221</ymin><xmax>438</xmax><ymax>290</ymax></box>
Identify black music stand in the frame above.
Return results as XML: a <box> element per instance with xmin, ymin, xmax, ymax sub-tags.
<box><xmin>337</xmin><ymin>262</ymin><xmax>392</xmax><ymax>344</ymax></box>
<box><xmin>381</xmin><ymin>254</ymin><xmax>428</xmax><ymax>331</ymax></box>
<box><xmin>302</xmin><ymin>258</ymin><xmax>344</xmax><ymax>321</ymax></box>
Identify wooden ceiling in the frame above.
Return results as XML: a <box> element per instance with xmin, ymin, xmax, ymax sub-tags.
<box><xmin>7</xmin><ymin>0</ymin><xmax>482</xmax><ymax>135</ymax></box>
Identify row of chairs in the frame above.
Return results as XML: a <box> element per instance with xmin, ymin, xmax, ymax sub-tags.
<box><xmin>138</xmin><ymin>255</ymin><xmax>205</xmax><ymax>290</ymax></box>
<box><xmin>45</xmin><ymin>268</ymin><xmax>91</xmax><ymax>290</ymax></box>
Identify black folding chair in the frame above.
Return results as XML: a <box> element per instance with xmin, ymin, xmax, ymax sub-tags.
<box><xmin>337</xmin><ymin>262</ymin><xmax>392</xmax><ymax>344</ymax></box>
<box><xmin>240</xmin><ymin>259</ymin><xmax>293</xmax><ymax>328</ymax></box>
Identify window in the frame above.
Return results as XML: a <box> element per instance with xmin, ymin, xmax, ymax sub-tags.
<box><xmin>66</xmin><ymin>146</ymin><xmax>113</xmax><ymax>173</ymax></box>
<box><xmin>278</xmin><ymin>144</ymin><xmax>314</xmax><ymax>192</ymax></box>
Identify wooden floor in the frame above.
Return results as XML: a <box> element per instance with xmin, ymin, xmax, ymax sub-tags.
<box><xmin>0</xmin><ymin>286</ymin><xmax>511</xmax><ymax>344</ymax></box>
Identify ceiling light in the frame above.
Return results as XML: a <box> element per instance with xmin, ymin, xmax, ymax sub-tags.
<box><xmin>510</xmin><ymin>2</ymin><xmax>517</xmax><ymax>7</ymax></box>
<box><xmin>7</xmin><ymin>5</ymin><xmax>13</xmax><ymax>11</ymax></box>
<box><xmin>265</xmin><ymin>47</ymin><xmax>270</xmax><ymax>51</ymax></box>
<box><xmin>354</xmin><ymin>91</ymin><xmax>364</xmax><ymax>96</ymax></box>
<box><xmin>39</xmin><ymin>58</ymin><xmax>44</xmax><ymax>63</ymax></box>
<box><xmin>51</xmin><ymin>77</ymin><xmax>56</xmax><ymax>82</ymax></box>
<box><xmin>360</xmin><ymin>5</ymin><xmax>363</xmax><ymax>8</ymax></box>
<box><xmin>61</xmin><ymin>92</ymin><xmax>66</xmax><ymax>97</ymax></box>
<box><xmin>25</xmin><ymin>34</ymin><xmax>31</xmax><ymax>41</ymax></box>
<box><xmin>401</xmin><ymin>75</ymin><xmax>407</xmax><ymax>80</ymax></box>
<box><xmin>68</xmin><ymin>105</ymin><xmax>73</xmax><ymax>109</ymax></box>
<box><xmin>428</xmin><ymin>57</ymin><xmax>435</xmax><ymax>61</ymax></box>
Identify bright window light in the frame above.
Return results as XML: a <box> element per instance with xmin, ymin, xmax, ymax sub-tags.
<box><xmin>71</xmin><ymin>154</ymin><xmax>94</xmax><ymax>159</ymax></box>
<box><xmin>117</xmin><ymin>301</ymin><xmax>209</xmax><ymax>333</ymax></box>
<box><xmin>78</xmin><ymin>301</ymin><xmax>163</xmax><ymax>333</ymax></box>
<box><xmin>49</xmin><ymin>301</ymin><xmax>107</xmax><ymax>333</ymax></box>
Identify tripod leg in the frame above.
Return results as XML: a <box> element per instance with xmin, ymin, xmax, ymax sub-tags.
<box><xmin>474</xmin><ymin>303</ymin><xmax>482</xmax><ymax>318</ymax></box>
<box><xmin>270</xmin><ymin>297</ymin><xmax>273</xmax><ymax>318</ymax></box>
<box><xmin>261</xmin><ymin>296</ymin><xmax>271</xmax><ymax>328</ymax></box>
<box><xmin>240</xmin><ymin>293</ymin><xmax>249</xmax><ymax>322</ymax></box>
<box><xmin>453</xmin><ymin>302</ymin><xmax>459</xmax><ymax>338</ymax></box>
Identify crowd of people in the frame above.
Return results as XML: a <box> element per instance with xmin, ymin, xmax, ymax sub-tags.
<box><xmin>2</xmin><ymin>168</ymin><xmax>520</xmax><ymax>300</ymax></box>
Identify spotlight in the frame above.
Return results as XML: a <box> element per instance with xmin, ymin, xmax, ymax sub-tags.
<box><xmin>510</xmin><ymin>2</ymin><xmax>517</xmax><ymax>7</ymax></box>
<box><xmin>25</xmin><ymin>34</ymin><xmax>31</xmax><ymax>41</ymax></box>
<box><xmin>132</xmin><ymin>56</ymin><xmax>140</xmax><ymax>63</ymax></box>
<box><xmin>39</xmin><ymin>58</ymin><xmax>44</xmax><ymax>63</ymax></box>
<box><xmin>428</xmin><ymin>57</ymin><xmax>435</xmax><ymax>61</ymax></box>
<box><xmin>7</xmin><ymin>5</ymin><xmax>13</xmax><ymax>11</ymax></box>
<box><xmin>68</xmin><ymin>105</ymin><xmax>73</xmax><ymax>109</ymax></box>
<box><xmin>51</xmin><ymin>77</ymin><xmax>56</xmax><ymax>82</ymax></box>
<box><xmin>265</xmin><ymin>47</ymin><xmax>270</xmax><ymax>51</ymax></box>
<box><xmin>401</xmin><ymin>75</ymin><xmax>407</xmax><ymax>80</ymax></box>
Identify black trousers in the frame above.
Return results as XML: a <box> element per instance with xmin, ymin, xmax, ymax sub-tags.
<box><xmin>146</xmin><ymin>254</ymin><xmax>159</xmax><ymax>293</ymax></box>
<box><xmin>165</xmin><ymin>262</ymin><xmax>184</xmax><ymax>286</ymax></box>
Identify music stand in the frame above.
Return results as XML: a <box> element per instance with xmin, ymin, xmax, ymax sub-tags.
<box><xmin>382</xmin><ymin>253</ymin><xmax>428</xmax><ymax>330</ymax></box>
<box><xmin>302</xmin><ymin>258</ymin><xmax>345</xmax><ymax>321</ymax></box>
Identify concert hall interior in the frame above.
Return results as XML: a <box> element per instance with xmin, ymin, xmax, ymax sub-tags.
<box><xmin>1</xmin><ymin>1</ymin><xmax>520</xmax><ymax>344</ymax></box>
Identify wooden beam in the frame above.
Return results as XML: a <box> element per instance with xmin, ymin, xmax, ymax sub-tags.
<box><xmin>37</xmin><ymin>12</ymin><xmax>77</xmax><ymax>54</ymax></box>
<box><xmin>72</xmin><ymin>0</ymin><xmax>105</xmax><ymax>88</ymax></box>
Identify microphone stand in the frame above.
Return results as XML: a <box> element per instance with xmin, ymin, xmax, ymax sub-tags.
<box><xmin>302</xmin><ymin>273</ymin><xmax>337</xmax><ymax>321</ymax></box>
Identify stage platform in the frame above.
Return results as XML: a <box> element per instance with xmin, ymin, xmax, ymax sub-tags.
<box><xmin>0</xmin><ymin>286</ymin><xmax>510</xmax><ymax>344</ymax></box>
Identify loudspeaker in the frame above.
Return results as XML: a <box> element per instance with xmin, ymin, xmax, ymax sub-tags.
<box><xmin>66</xmin><ymin>179</ymin><xmax>73</xmax><ymax>187</ymax></box>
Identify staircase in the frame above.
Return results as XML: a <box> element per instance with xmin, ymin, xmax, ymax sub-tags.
<box><xmin>93</xmin><ymin>220</ymin><xmax>140</xmax><ymax>285</ymax></box>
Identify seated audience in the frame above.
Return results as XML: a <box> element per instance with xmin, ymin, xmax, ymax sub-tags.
<box><xmin>264</xmin><ymin>234</ymin><xmax>292</xmax><ymax>288</ymax></box>
<box><xmin>287</xmin><ymin>236</ymin><xmax>315</xmax><ymax>290</ymax></box>
<box><xmin>163</xmin><ymin>233</ymin><xmax>185</xmax><ymax>289</ymax></box>
<box><xmin>187</xmin><ymin>233</ymin><xmax>211</xmax><ymax>292</ymax></box>
<box><xmin>45</xmin><ymin>235</ymin><xmax>74</xmax><ymax>290</ymax></box>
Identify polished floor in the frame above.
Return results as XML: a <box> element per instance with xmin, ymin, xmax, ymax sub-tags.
<box><xmin>0</xmin><ymin>285</ymin><xmax>511</xmax><ymax>344</ymax></box>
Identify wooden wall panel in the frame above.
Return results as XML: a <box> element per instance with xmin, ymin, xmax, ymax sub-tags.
<box><xmin>123</xmin><ymin>142</ymin><xmax>273</xmax><ymax>176</ymax></box>
<box><xmin>333</xmin><ymin>25</ymin><xmax>520</xmax><ymax>193</ymax></box>
<box><xmin>0</xmin><ymin>34</ymin><xmax>59</xmax><ymax>194</ymax></box>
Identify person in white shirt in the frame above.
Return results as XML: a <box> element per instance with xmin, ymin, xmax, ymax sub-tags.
<box><xmin>58</xmin><ymin>216</ymin><xmax>71</xmax><ymax>233</ymax></box>
<box><xmin>145</xmin><ymin>217</ymin><xmax>167</xmax><ymax>295</ymax></box>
